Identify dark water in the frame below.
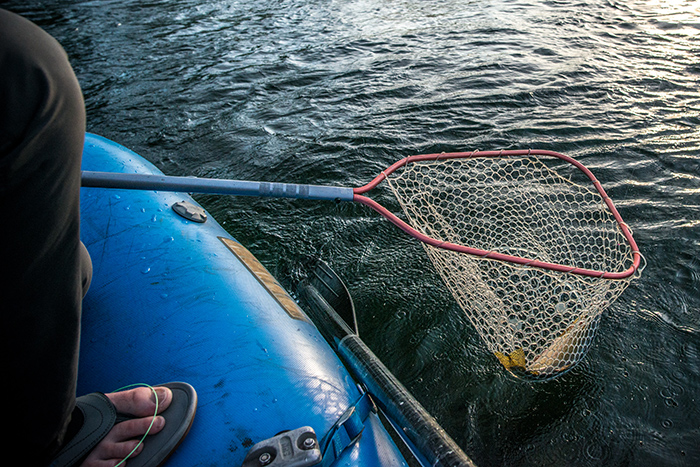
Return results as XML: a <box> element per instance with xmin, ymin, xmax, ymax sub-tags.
<box><xmin>5</xmin><ymin>0</ymin><xmax>700</xmax><ymax>465</ymax></box>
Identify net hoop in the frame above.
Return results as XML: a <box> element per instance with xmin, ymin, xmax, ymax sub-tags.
<box><xmin>353</xmin><ymin>149</ymin><xmax>641</xmax><ymax>280</ymax></box>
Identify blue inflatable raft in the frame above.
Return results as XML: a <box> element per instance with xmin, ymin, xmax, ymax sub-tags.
<box><xmin>78</xmin><ymin>133</ymin><xmax>475</xmax><ymax>467</ymax></box>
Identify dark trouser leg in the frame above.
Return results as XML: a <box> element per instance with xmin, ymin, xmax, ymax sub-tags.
<box><xmin>0</xmin><ymin>8</ymin><xmax>89</xmax><ymax>465</ymax></box>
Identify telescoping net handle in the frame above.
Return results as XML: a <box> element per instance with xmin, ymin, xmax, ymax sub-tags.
<box><xmin>368</xmin><ymin>149</ymin><xmax>642</xmax><ymax>380</ymax></box>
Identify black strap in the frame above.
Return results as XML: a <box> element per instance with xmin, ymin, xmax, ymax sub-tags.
<box><xmin>50</xmin><ymin>393</ymin><xmax>117</xmax><ymax>467</ymax></box>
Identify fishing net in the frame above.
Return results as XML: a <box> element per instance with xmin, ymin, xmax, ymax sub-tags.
<box><xmin>383</xmin><ymin>152</ymin><xmax>641</xmax><ymax>380</ymax></box>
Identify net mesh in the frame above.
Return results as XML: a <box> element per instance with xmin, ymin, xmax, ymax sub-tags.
<box><xmin>384</xmin><ymin>155</ymin><xmax>638</xmax><ymax>380</ymax></box>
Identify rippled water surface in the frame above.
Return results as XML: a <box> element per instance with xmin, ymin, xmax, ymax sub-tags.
<box><xmin>6</xmin><ymin>0</ymin><xmax>700</xmax><ymax>465</ymax></box>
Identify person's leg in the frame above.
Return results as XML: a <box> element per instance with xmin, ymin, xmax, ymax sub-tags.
<box><xmin>0</xmin><ymin>8</ymin><xmax>88</xmax><ymax>464</ymax></box>
<box><xmin>1</xmin><ymin>12</ymin><xmax>196</xmax><ymax>466</ymax></box>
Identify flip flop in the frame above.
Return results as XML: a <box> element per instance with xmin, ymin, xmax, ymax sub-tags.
<box><xmin>51</xmin><ymin>382</ymin><xmax>197</xmax><ymax>467</ymax></box>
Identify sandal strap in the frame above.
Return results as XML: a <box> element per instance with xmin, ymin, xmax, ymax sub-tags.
<box><xmin>50</xmin><ymin>393</ymin><xmax>116</xmax><ymax>467</ymax></box>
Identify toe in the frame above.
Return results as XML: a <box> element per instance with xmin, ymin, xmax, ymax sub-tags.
<box><xmin>106</xmin><ymin>386</ymin><xmax>172</xmax><ymax>417</ymax></box>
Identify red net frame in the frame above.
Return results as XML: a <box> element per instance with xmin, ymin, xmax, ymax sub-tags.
<box><xmin>352</xmin><ymin>149</ymin><xmax>642</xmax><ymax>280</ymax></box>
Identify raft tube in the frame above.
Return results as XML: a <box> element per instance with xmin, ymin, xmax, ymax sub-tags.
<box><xmin>78</xmin><ymin>133</ymin><xmax>474</xmax><ymax>467</ymax></box>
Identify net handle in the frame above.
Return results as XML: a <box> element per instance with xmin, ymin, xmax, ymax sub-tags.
<box><xmin>353</xmin><ymin>149</ymin><xmax>642</xmax><ymax>279</ymax></box>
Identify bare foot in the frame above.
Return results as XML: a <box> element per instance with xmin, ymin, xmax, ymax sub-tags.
<box><xmin>79</xmin><ymin>386</ymin><xmax>173</xmax><ymax>467</ymax></box>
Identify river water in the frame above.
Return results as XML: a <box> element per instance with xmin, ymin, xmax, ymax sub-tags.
<box><xmin>5</xmin><ymin>0</ymin><xmax>699</xmax><ymax>465</ymax></box>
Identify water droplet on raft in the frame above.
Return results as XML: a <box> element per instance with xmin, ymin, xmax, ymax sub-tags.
<box><xmin>141</xmin><ymin>267</ymin><xmax>151</xmax><ymax>274</ymax></box>
<box><xmin>113</xmin><ymin>194</ymin><xmax>121</xmax><ymax>200</ymax></box>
